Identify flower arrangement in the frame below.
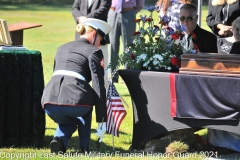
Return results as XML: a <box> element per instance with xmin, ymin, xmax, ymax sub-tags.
<box><xmin>109</xmin><ymin>6</ymin><xmax>198</xmax><ymax>72</ymax></box>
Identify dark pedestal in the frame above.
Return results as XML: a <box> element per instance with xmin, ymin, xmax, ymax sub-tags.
<box><xmin>0</xmin><ymin>50</ymin><xmax>45</xmax><ymax>148</ymax></box>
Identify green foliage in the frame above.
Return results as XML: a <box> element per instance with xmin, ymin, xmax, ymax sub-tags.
<box><xmin>165</xmin><ymin>141</ymin><xmax>189</xmax><ymax>154</ymax></box>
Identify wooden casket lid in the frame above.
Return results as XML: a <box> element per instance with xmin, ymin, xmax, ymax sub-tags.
<box><xmin>180</xmin><ymin>53</ymin><xmax>240</xmax><ymax>77</ymax></box>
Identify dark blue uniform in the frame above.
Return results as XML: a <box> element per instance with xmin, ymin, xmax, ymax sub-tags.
<box><xmin>41</xmin><ymin>38</ymin><xmax>106</xmax><ymax>151</ymax></box>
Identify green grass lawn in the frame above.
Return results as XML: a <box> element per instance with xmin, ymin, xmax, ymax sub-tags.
<box><xmin>0</xmin><ymin>3</ymin><xmax>209</xmax><ymax>160</ymax></box>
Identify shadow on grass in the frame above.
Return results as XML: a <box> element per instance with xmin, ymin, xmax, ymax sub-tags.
<box><xmin>43</xmin><ymin>128</ymin><xmax>130</xmax><ymax>153</ymax></box>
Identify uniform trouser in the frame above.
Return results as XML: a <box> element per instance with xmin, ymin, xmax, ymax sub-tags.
<box><xmin>77</xmin><ymin>112</ymin><xmax>92</xmax><ymax>148</ymax></box>
<box><xmin>100</xmin><ymin>44</ymin><xmax>110</xmax><ymax>89</ymax></box>
<box><xmin>108</xmin><ymin>9</ymin><xmax>136</xmax><ymax>82</ymax></box>
<box><xmin>44</xmin><ymin>104</ymin><xmax>93</xmax><ymax>149</ymax></box>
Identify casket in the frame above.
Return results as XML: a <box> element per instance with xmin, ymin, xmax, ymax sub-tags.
<box><xmin>180</xmin><ymin>53</ymin><xmax>240</xmax><ymax>77</ymax></box>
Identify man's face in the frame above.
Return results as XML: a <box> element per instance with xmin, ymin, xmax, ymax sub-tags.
<box><xmin>179</xmin><ymin>8</ymin><xmax>198</xmax><ymax>34</ymax></box>
<box><xmin>232</xmin><ymin>25</ymin><xmax>240</xmax><ymax>41</ymax></box>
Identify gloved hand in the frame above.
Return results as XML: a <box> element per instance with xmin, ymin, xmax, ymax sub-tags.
<box><xmin>95</xmin><ymin>122</ymin><xmax>106</xmax><ymax>142</ymax></box>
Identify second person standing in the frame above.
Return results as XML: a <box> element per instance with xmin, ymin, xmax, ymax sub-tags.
<box><xmin>108</xmin><ymin>0</ymin><xmax>145</xmax><ymax>83</ymax></box>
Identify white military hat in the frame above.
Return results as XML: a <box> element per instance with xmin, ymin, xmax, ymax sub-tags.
<box><xmin>81</xmin><ymin>18</ymin><xmax>111</xmax><ymax>39</ymax></box>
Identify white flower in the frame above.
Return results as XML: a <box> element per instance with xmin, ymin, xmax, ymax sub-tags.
<box><xmin>153</xmin><ymin>54</ymin><xmax>163</xmax><ymax>61</ymax></box>
<box><xmin>163</xmin><ymin>52</ymin><xmax>168</xmax><ymax>56</ymax></box>
<box><xmin>143</xmin><ymin>59</ymin><xmax>151</xmax><ymax>67</ymax></box>
<box><xmin>136</xmin><ymin>53</ymin><xmax>147</xmax><ymax>63</ymax></box>
<box><xmin>135</xmin><ymin>39</ymin><xmax>141</xmax><ymax>44</ymax></box>
<box><xmin>153</xmin><ymin>59</ymin><xmax>158</xmax><ymax>65</ymax></box>
<box><xmin>174</xmin><ymin>39</ymin><xmax>180</xmax><ymax>45</ymax></box>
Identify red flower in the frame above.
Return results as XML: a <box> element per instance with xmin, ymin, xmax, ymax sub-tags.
<box><xmin>191</xmin><ymin>32</ymin><xmax>196</xmax><ymax>39</ymax></box>
<box><xmin>130</xmin><ymin>53</ymin><xmax>135</xmax><ymax>60</ymax></box>
<box><xmin>159</xmin><ymin>21</ymin><xmax>167</xmax><ymax>26</ymax></box>
<box><xmin>135</xmin><ymin>19</ymin><xmax>141</xmax><ymax>23</ymax></box>
<box><xmin>171</xmin><ymin>33</ymin><xmax>179</xmax><ymax>40</ymax></box>
<box><xmin>165</xmin><ymin>27</ymin><xmax>171</xmax><ymax>30</ymax></box>
<box><xmin>146</xmin><ymin>18</ymin><xmax>153</xmax><ymax>22</ymax></box>
<box><xmin>194</xmin><ymin>44</ymin><xmax>199</xmax><ymax>52</ymax></box>
<box><xmin>177</xmin><ymin>32</ymin><xmax>184</xmax><ymax>37</ymax></box>
<box><xmin>133</xmin><ymin>31</ymin><xmax>141</xmax><ymax>36</ymax></box>
<box><xmin>171</xmin><ymin>57</ymin><xmax>178</xmax><ymax>66</ymax></box>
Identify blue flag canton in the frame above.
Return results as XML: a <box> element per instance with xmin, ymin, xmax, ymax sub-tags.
<box><xmin>107</xmin><ymin>83</ymin><xmax>120</xmax><ymax>99</ymax></box>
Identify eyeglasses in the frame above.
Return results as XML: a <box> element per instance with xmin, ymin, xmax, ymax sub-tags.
<box><xmin>179</xmin><ymin>16</ymin><xmax>196</xmax><ymax>21</ymax></box>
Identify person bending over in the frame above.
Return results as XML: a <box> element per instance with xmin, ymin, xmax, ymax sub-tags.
<box><xmin>41</xmin><ymin>18</ymin><xmax>111</xmax><ymax>154</ymax></box>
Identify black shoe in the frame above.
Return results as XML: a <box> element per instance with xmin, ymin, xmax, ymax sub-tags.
<box><xmin>80</xmin><ymin>147</ymin><xmax>90</xmax><ymax>154</ymax></box>
<box><xmin>49</xmin><ymin>137</ymin><xmax>66</xmax><ymax>154</ymax></box>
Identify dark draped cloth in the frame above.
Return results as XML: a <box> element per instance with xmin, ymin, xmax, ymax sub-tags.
<box><xmin>0</xmin><ymin>50</ymin><xmax>45</xmax><ymax>148</ymax></box>
<box><xmin>119</xmin><ymin>69</ymin><xmax>240</xmax><ymax>150</ymax></box>
<box><xmin>170</xmin><ymin>73</ymin><xmax>240</xmax><ymax>120</ymax></box>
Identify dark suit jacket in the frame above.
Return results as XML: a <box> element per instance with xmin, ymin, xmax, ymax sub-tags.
<box><xmin>42</xmin><ymin>39</ymin><xmax>107</xmax><ymax>122</ymax></box>
<box><xmin>72</xmin><ymin>0</ymin><xmax>111</xmax><ymax>41</ymax></box>
<box><xmin>192</xmin><ymin>25</ymin><xmax>218</xmax><ymax>53</ymax></box>
<box><xmin>206</xmin><ymin>0</ymin><xmax>240</xmax><ymax>37</ymax></box>
<box><xmin>230</xmin><ymin>41</ymin><xmax>240</xmax><ymax>54</ymax></box>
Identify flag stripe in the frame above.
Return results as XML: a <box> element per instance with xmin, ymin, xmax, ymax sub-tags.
<box><xmin>106</xmin><ymin>81</ymin><xmax>127</xmax><ymax>136</ymax></box>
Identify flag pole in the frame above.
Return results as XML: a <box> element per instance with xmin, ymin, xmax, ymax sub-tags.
<box><xmin>111</xmin><ymin>114</ymin><xmax>115</xmax><ymax>151</ymax></box>
<box><xmin>106</xmin><ymin>77</ymin><xmax>127</xmax><ymax>152</ymax></box>
<box><xmin>110</xmin><ymin>81</ymin><xmax>115</xmax><ymax>151</ymax></box>
<box><xmin>120</xmin><ymin>95</ymin><xmax>130</xmax><ymax>108</ymax></box>
<box><xmin>111</xmin><ymin>65</ymin><xmax>130</xmax><ymax>109</ymax></box>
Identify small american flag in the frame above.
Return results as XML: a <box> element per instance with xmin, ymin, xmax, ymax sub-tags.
<box><xmin>106</xmin><ymin>81</ymin><xmax>127</xmax><ymax>136</ymax></box>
